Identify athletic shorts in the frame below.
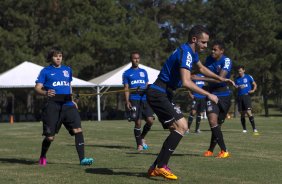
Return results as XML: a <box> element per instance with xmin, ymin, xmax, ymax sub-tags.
<box><xmin>130</xmin><ymin>99</ymin><xmax>154</xmax><ymax>120</ymax></box>
<box><xmin>191</xmin><ymin>97</ymin><xmax>206</xmax><ymax>113</ymax></box>
<box><xmin>146</xmin><ymin>87</ymin><xmax>183</xmax><ymax>129</ymax></box>
<box><xmin>206</xmin><ymin>96</ymin><xmax>231</xmax><ymax>123</ymax></box>
<box><xmin>237</xmin><ymin>95</ymin><xmax>252</xmax><ymax>112</ymax></box>
<box><xmin>41</xmin><ymin>101</ymin><xmax>81</xmax><ymax>136</ymax></box>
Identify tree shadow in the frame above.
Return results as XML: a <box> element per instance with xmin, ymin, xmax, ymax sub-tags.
<box><xmin>67</xmin><ymin>144</ymin><xmax>134</xmax><ymax>149</ymax></box>
<box><xmin>125</xmin><ymin>152</ymin><xmax>201</xmax><ymax>157</ymax></box>
<box><xmin>86</xmin><ymin>145</ymin><xmax>134</xmax><ymax>149</ymax></box>
<box><xmin>0</xmin><ymin>157</ymin><xmax>37</xmax><ymax>165</ymax></box>
<box><xmin>85</xmin><ymin>167</ymin><xmax>162</xmax><ymax>181</ymax></box>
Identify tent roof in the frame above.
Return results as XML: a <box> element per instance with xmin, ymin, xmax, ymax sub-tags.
<box><xmin>88</xmin><ymin>63</ymin><xmax>160</xmax><ymax>87</ymax></box>
<box><xmin>0</xmin><ymin>61</ymin><xmax>96</xmax><ymax>88</ymax></box>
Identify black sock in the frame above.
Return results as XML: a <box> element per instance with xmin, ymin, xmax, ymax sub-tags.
<box><xmin>157</xmin><ymin>130</ymin><xmax>183</xmax><ymax>168</ymax></box>
<box><xmin>188</xmin><ymin>115</ymin><xmax>193</xmax><ymax>129</ymax></box>
<box><xmin>40</xmin><ymin>138</ymin><xmax>51</xmax><ymax>158</ymax></box>
<box><xmin>75</xmin><ymin>132</ymin><xmax>85</xmax><ymax>161</ymax></box>
<box><xmin>249</xmin><ymin>116</ymin><xmax>256</xmax><ymax>130</ymax></box>
<box><xmin>241</xmin><ymin>117</ymin><xmax>246</xmax><ymax>130</ymax></box>
<box><xmin>195</xmin><ymin>115</ymin><xmax>201</xmax><ymax>131</ymax></box>
<box><xmin>208</xmin><ymin>131</ymin><xmax>217</xmax><ymax>152</ymax></box>
<box><xmin>141</xmin><ymin>123</ymin><xmax>152</xmax><ymax>138</ymax></box>
<box><xmin>134</xmin><ymin>128</ymin><xmax>142</xmax><ymax>146</ymax></box>
<box><xmin>211</xmin><ymin>126</ymin><xmax>226</xmax><ymax>152</ymax></box>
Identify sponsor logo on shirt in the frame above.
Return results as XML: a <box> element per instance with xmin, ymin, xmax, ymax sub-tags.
<box><xmin>130</xmin><ymin>80</ymin><xmax>145</xmax><ymax>85</ymax></box>
<box><xmin>52</xmin><ymin>81</ymin><xmax>70</xmax><ymax>86</ymax></box>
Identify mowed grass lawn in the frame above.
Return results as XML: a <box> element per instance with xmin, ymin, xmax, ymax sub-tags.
<box><xmin>0</xmin><ymin>117</ymin><xmax>282</xmax><ymax>184</ymax></box>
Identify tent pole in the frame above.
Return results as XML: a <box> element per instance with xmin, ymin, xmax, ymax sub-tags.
<box><xmin>97</xmin><ymin>86</ymin><xmax>101</xmax><ymax>121</ymax></box>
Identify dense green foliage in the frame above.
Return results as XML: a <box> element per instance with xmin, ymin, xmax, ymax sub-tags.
<box><xmin>0</xmin><ymin>0</ymin><xmax>281</xmax><ymax>111</ymax></box>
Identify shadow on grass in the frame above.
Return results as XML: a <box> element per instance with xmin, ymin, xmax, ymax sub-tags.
<box><xmin>85</xmin><ymin>168</ymin><xmax>163</xmax><ymax>181</ymax></box>
<box><xmin>125</xmin><ymin>152</ymin><xmax>201</xmax><ymax>157</ymax></box>
<box><xmin>86</xmin><ymin>145</ymin><xmax>134</xmax><ymax>149</ymax></box>
<box><xmin>0</xmin><ymin>157</ymin><xmax>37</xmax><ymax>165</ymax></box>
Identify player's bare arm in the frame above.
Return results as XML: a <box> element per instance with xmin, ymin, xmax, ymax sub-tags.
<box><xmin>181</xmin><ymin>68</ymin><xmax>218</xmax><ymax>104</ymax></box>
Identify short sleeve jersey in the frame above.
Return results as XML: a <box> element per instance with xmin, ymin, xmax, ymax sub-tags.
<box><xmin>158</xmin><ymin>43</ymin><xmax>199</xmax><ymax>90</ymax></box>
<box><xmin>122</xmin><ymin>67</ymin><xmax>149</xmax><ymax>100</ymax></box>
<box><xmin>192</xmin><ymin>74</ymin><xmax>206</xmax><ymax>99</ymax></box>
<box><xmin>205</xmin><ymin>55</ymin><xmax>232</xmax><ymax>96</ymax></box>
<box><xmin>235</xmin><ymin>74</ymin><xmax>255</xmax><ymax>96</ymax></box>
<box><xmin>35</xmin><ymin>65</ymin><xmax>74</xmax><ymax>106</ymax></box>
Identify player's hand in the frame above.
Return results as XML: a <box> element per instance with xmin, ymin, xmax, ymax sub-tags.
<box><xmin>126</xmin><ymin>101</ymin><xmax>132</xmax><ymax>110</ymax></box>
<box><xmin>46</xmin><ymin>89</ymin><xmax>56</xmax><ymax>97</ymax></box>
<box><xmin>219</xmin><ymin>77</ymin><xmax>236</xmax><ymax>87</ymax></box>
<box><xmin>248</xmin><ymin>90</ymin><xmax>255</xmax><ymax>94</ymax></box>
<box><xmin>207</xmin><ymin>93</ymin><xmax>218</xmax><ymax>104</ymax></box>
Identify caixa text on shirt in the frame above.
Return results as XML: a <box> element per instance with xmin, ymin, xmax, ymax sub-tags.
<box><xmin>52</xmin><ymin>81</ymin><xmax>70</xmax><ymax>86</ymax></box>
<box><xmin>130</xmin><ymin>80</ymin><xmax>145</xmax><ymax>85</ymax></box>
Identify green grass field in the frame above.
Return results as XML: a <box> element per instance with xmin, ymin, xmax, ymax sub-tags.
<box><xmin>0</xmin><ymin>117</ymin><xmax>282</xmax><ymax>184</ymax></box>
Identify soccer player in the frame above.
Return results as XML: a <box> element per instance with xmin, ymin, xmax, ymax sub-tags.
<box><xmin>122</xmin><ymin>51</ymin><xmax>154</xmax><ymax>151</ymax></box>
<box><xmin>198</xmin><ymin>40</ymin><xmax>233</xmax><ymax>158</ymax></box>
<box><xmin>235</xmin><ymin>65</ymin><xmax>258</xmax><ymax>134</ymax></box>
<box><xmin>146</xmin><ymin>25</ymin><xmax>232</xmax><ymax>180</ymax></box>
<box><xmin>34</xmin><ymin>47</ymin><xmax>94</xmax><ymax>166</ymax></box>
<box><xmin>187</xmin><ymin>73</ymin><xmax>206</xmax><ymax>134</ymax></box>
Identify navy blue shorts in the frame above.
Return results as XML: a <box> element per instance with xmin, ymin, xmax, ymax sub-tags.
<box><xmin>191</xmin><ymin>97</ymin><xmax>206</xmax><ymax>113</ymax></box>
<box><xmin>41</xmin><ymin>101</ymin><xmax>81</xmax><ymax>136</ymax></box>
<box><xmin>146</xmin><ymin>87</ymin><xmax>183</xmax><ymax>129</ymax></box>
<box><xmin>206</xmin><ymin>96</ymin><xmax>231</xmax><ymax>122</ymax></box>
<box><xmin>237</xmin><ymin>95</ymin><xmax>252</xmax><ymax>112</ymax></box>
<box><xmin>129</xmin><ymin>99</ymin><xmax>154</xmax><ymax>120</ymax></box>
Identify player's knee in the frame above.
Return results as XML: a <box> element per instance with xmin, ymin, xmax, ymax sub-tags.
<box><xmin>72</xmin><ymin>128</ymin><xmax>82</xmax><ymax>135</ymax></box>
<box><xmin>46</xmin><ymin>136</ymin><xmax>55</xmax><ymax>142</ymax></box>
<box><xmin>173</xmin><ymin>118</ymin><xmax>188</xmax><ymax>134</ymax></box>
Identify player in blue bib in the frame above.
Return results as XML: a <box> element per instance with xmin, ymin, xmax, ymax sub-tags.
<box><xmin>146</xmin><ymin>25</ymin><xmax>232</xmax><ymax>180</ymax></box>
<box><xmin>35</xmin><ymin>47</ymin><xmax>93</xmax><ymax>166</ymax></box>
<box><xmin>193</xmin><ymin>40</ymin><xmax>234</xmax><ymax>158</ymax></box>
<box><xmin>187</xmin><ymin>74</ymin><xmax>206</xmax><ymax>133</ymax></box>
<box><xmin>123</xmin><ymin>51</ymin><xmax>154</xmax><ymax>151</ymax></box>
<box><xmin>235</xmin><ymin>65</ymin><xmax>258</xmax><ymax>134</ymax></box>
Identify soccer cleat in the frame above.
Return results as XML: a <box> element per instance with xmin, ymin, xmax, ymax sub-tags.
<box><xmin>143</xmin><ymin>143</ymin><xmax>149</xmax><ymax>150</ymax></box>
<box><xmin>253</xmin><ymin>129</ymin><xmax>259</xmax><ymax>135</ymax></box>
<box><xmin>148</xmin><ymin>166</ymin><xmax>158</xmax><ymax>177</ymax></box>
<box><xmin>195</xmin><ymin>129</ymin><xmax>201</xmax><ymax>134</ymax></box>
<box><xmin>154</xmin><ymin>167</ymin><xmax>178</xmax><ymax>180</ymax></box>
<box><xmin>39</xmin><ymin>157</ymin><xmax>47</xmax><ymax>166</ymax></box>
<box><xmin>242</xmin><ymin>130</ymin><xmax>247</xmax><ymax>133</ymax></box>
<box><xmin>80</xmin><ymin>157</ymin><xmax>94</xmax><ymax>166</ymax></box>
<box><xmin>185</xmin><ymin>130</ymin><xmax>190</xmax><ymax>134</ymax></box>
<box><xmin>204</xmin><ymin>150</ymin><xmax>213</xmax><ymax>157</ymax></box>
<box><xmin>216</xmin><ymin>150</ymin><xmax>230</xmax><ymax>158</ymax></box>
<box><xmin>142</xmin><ymin>139</ymin><xmax>149</xmax><ymax>150</ymax></box>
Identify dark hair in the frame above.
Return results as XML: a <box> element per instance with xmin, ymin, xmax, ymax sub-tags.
<box><xmin>212</xmin><ymin>40</ymin><xmax>225</xmax><ymax>50</ymax></box>
<box><xmin>237</xmin><ymin>65</ymin><xmax>245</xmax><ymax>70</ymax></box>
<box><xmin>46</xmin><ymin>46</ymin><xmax>63</xmax><ymax>62</ymax></box>
<box><xmin>130</xmin><ymin>51</ymin><xmax>140</xmax><ymax>60</ymax></box>
<box><xmin>188</xmin><ymin>25</ymin><xmax>210</xmax><ymax>42</ymax></box>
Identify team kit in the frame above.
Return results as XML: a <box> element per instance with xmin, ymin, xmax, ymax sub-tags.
<box><xmin>35</xmin><ymin>25</ymin><xmax>258</xmax><ymax>180</ymax></box>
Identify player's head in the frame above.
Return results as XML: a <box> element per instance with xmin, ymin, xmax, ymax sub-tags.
<box><xmin>237</xmin><ymin>65</ymin><xmax>245</xmax><ymax>77</ymax></box>
<box><xmin>188</xmin><ymin>25</ymin><xmax>210</xmax><ymax>53</ymax></box>
<box><xmin>211</xmin><ymin>40</ymin><xmax>225</xmax><ymax>60</ymax></box>
<box><xmin>47</xmin><ymin>46</ymin><xmax>63</xmax><ymax>67</ymax></box>
<box><xmin>130</xmin><ymin>51</ymin><xmax>140</xmax><ymax>68</ymax></box>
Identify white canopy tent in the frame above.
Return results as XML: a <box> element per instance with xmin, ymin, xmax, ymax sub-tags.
<box><xmin>0</xmin><ymin>61</ymin><xmax>96</xmax><ymax>123</ymax></box>
<box><xmin>89</xmin><ymin>62</ymin><xmax>160</xmax><ymax>121</ymax></box>
<box><xmin>0</xmin><ymin>61</ymin><xmax>96</xmax><ymax>88</ymax></box>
